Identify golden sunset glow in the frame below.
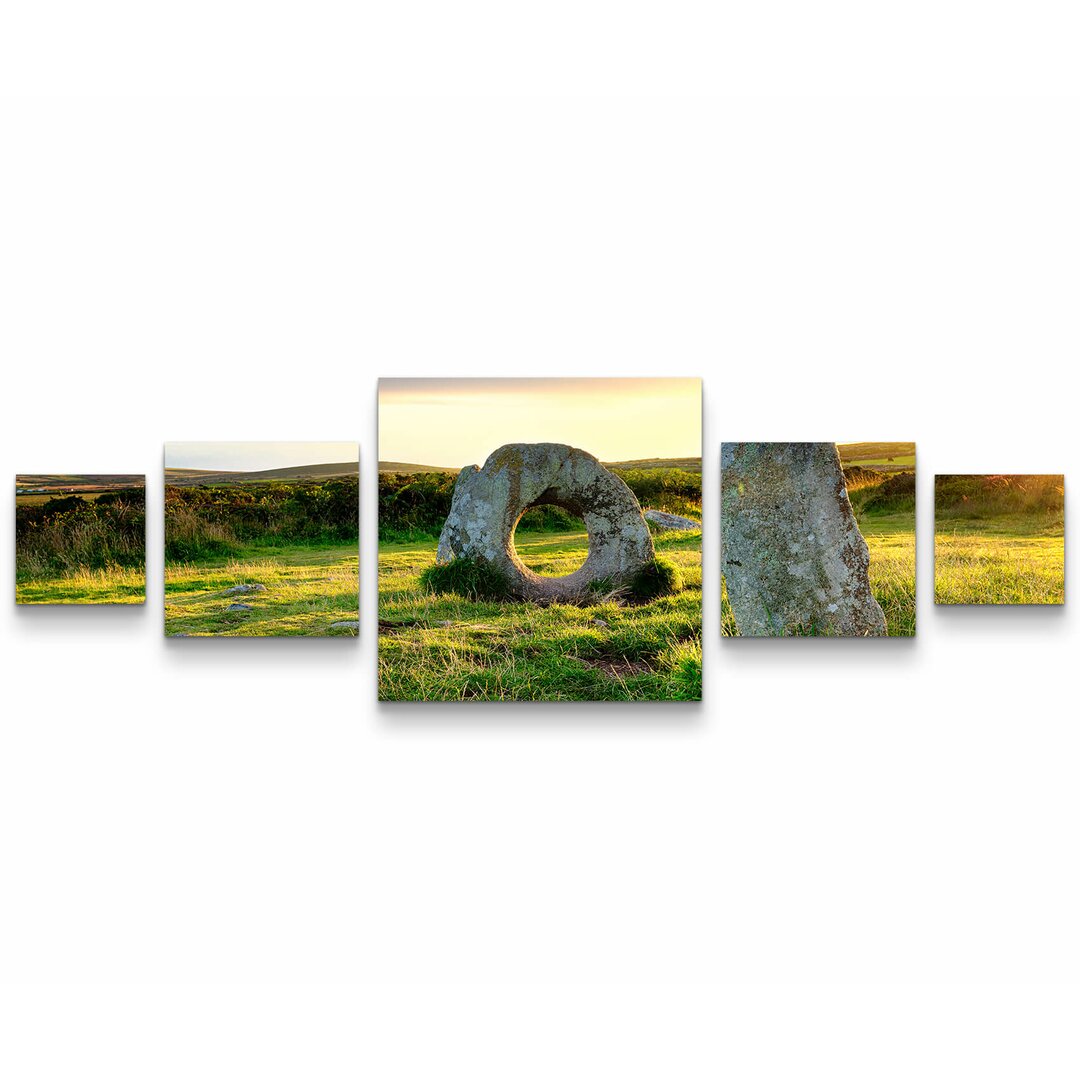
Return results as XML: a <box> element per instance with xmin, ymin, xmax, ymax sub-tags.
<box><xmin>378</xmin><ymin>378</ymin><xmax>701</xmax><ymax>467</ymax></box>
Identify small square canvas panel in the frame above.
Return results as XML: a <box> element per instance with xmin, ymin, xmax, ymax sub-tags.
<box><xmin>163</xmin><ymin>443</ymin><xmax>359</xmax><ymax>636</ymax></box>
<box><xmin>934</xmin><ymin>474</ymin><xmax>1065</xmax><ymax>605</ymax></box>
<box><xmin>721</xmin><ymin>442</ymin><xmax>916</xmax><ymax>636</ymax></box>
<box><xmin>16</xmin><ymin>475</ymin><xmax>146</xmax><ymax>605</ymax></box>
<box><xmin>378</xmin><ymin>377</ymin><xmax>703</xmax><ymax>701</ymax></box>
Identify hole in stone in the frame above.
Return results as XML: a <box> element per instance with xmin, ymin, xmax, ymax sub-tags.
<box><xmin>513</xmin><ymin>504</ymin><xmax>589</xmax><ymax>577</ymax></box>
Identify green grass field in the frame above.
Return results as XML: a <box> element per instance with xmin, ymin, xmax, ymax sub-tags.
<box><xmin>164</xmin><ymin>543</ymin><xmax>359</xmax><ymax>636</ymax></box>
<box><xmin>378</xmin><ymin>529</ymin><xmax>702</xmax><ymax>701</ymax></box>
<box><xmin>934</xmin><ymin>474</ymin><xmax>1064</xmax><ymax>605</ymax></box>
<box><xmin>934</xmin><ymin>518</ymin><xmax>1064</xmax><ymax>605</ymax></box>
<box><xmin>837</xmin><ymin>442</ymin><xmax>916</xmax><ymax>466</ymax></box>
<box><xmin>853</xmin><ymin>510</ymin><xmax>916</xmax><ymax>634</ymax></box>
<box><xmin>842</xmin><ymin>454</ymin><xmax>916</xmax><ymax>469</ymax></box>
<box><xmin>17</xmin><ymin>492</ymin><xmax>111</xmax><ymax>506</ymax></box>
<box><xmin>16</xmin><ymin>480</ymin><xmax>146</xmax><ymax>606</ymax></box>
<box><xmin>16</xmin><ymin>566</ymin><xmax>147</xmax><ymax>605</ymax></box>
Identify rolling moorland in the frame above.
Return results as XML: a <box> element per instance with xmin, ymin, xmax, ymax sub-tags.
<box><xmin>934</xmin><ymin>474</ymin><xmax>1064</xmax><ymax>605</ymax></box>
<box><xmin>721</xmin><ymin>443</ymin><xmax>917</xmax><ymax>636</ymax></box>
<box><xmin>378</xmin><ymin>458</ymin><xmax>703</xmax><ymax>701</ymax></box>
<box><xmin>164</xmin><ymin>462</ymin><xmax>359</xmax><ymax>636</ymax></box>
<box><xmin>16</xmin><ymin>475</ymin><xmax>146</xmax><ymax>604</ymax></box>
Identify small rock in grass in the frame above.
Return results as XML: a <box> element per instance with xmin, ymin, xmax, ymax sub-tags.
<box><xmin>437</xmin><ymin>620</ymin><xmax>454</xmax><ymax>627</ymax></box>
<box><xmin>329</xmin><ymin>621</ymin><xmax>360</xmax><ymax>630</ymax></box>
<box><xmin>591</xmin><ymin>618</ymin><xmax>610</xmax><ymax>629</ymax></box>
<box><xmin>226</xmin><ymin>603</ymin><xmax>253</xmax><ymax>612</ymax></box>
<box><xmin>223</xmin><ymin>584</ymin><xmax>266</xmax><ymax>595</ymax></box>
<box><xmin>644</xmin><ymin>509</ymin><xmax>700</xmax><ymax>531</ymax></box>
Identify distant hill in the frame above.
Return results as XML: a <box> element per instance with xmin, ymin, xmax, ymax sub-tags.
<box><xmin>379</xmin><ymin>456</ymin><xmax>701</xmax><ymax>474</ymax></box>
<box><xmin>165</xmin><ymin>462</ymin><xmax>358</xmax><ymax>485</ymax></box>
<box><xmin>16</xmin><ymin>474</ymin><xmax>144</xmax><ymax>494</ymax></box>
<box><xmin>606</xmin><ymin>457</ymin><xmax>702</xmax><ymax>473</ymax></box>
<box><xmin>378</xmin><ymin>461</ymin><xmax>458</xmax><ymax>475</ymax></box>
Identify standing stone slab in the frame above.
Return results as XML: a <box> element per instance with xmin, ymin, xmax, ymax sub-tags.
<box><xmin>436</xmin><ymin>443</ymin><xmax>656</xmax><ymax>602</ymax></box>
<box><xmin>721</xmin><ymin>442</ymin><xmax>887</xmax><ymax>636</ymax></box>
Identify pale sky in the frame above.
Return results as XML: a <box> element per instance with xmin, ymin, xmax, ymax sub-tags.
<box><xmin>165</xmin><ymin>442</ymin><xmax>358</xmax><ymax>472</ymax></box>
<box><xmin>378</xmin><ymin>378</ymin><xmax>701</xmax><ymax>467</ymax></box>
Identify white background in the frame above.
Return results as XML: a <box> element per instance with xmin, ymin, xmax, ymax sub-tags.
<box><xmin>2</xmin><ymin>5</ymin><xmax>1079</xmax><ymax>1076</ymax></box>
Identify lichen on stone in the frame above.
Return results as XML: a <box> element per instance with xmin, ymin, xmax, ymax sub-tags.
<box><xmin>721</xmin><ymin>442</ymin><xmax>887</xmax><ymax>636</ymax></box>
<box><xmin>435</xmin><ymin>443</ymin><xmax>658</xmax><ymax>603</ymax></box>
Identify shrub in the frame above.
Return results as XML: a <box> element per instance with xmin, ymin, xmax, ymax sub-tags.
<box><xmin>42</xmin><ymin>495</ymin><xmax>92</xmax><ymax>516</ymax></box>
<box><xmin>858</xmin><ymin>470</ymin><xmax>916</xmax><ymax>513</ymax></box>
<box><xmin>164</xmin><ymin>478</ymin><xmax>358</xmax><ymax>560</ymax></box>
<box><xmin>626</xmin><ymin>556</ymin><xmax>683</xmax><ymax>601</ymax></box>
<box><xmin>378</xmin><ymin>472</ymin><xmax>457</xmax><ymax>541</ymax></box>
<box><xmin>16</xmin><ymin>496</ymin><xmax>145</xmax><ymax>577</ymax></box>
<box><xmin>516</xmin><ymin>505</ymin><xmax>581</xmax><ymax>532</ymax></box>
<box><xmin>95</xmin><ymin>488</ymin><xmax>145</xmax><ymax>508</ymax></box>
<box><xmin>378</xmin><ymin>467</ymin><xmax>703</xmax><ymax>541</ymax></box>
<box><xmin>934</xmin><ymin>474</ymin><xmax>1064</xmax><ymax>520</ymax></box>
<box><xmin>419</xmin><ymin>557</ymin><xmax>512</xmax><ymax>601</ymax></box>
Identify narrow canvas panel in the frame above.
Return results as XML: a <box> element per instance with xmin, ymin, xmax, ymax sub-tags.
<box><xmin>15</xmin><ymin>474</ymin><xmax>146</xmax><ymax>605</ymax></box>
<box><xmin>163</xmin><ymin>442</ymin><xmax>359</xmax><ymax>637</ymax></box>
<box><xmin>934</xmin><ymin>474</ymin><xmax>1065</xmax><ymax>605</ymax></box>
<box><xmin>377</xmin><ymin>377</ymin><xmax>703</xmax><ymax>701</ymax></box>
<box><xmin>721</xmin><ymin>442</ymin><xmax>916</xmax><ymax>637</ymax></box>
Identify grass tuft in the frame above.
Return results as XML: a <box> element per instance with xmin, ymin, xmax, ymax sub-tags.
<box><xmin>627</xmin><ymin>556</ymin><xmax>683</xmax><ymax>601</ymax></box>
<box><xmin>420</xmin><ymin>557</ymin><xmax>512</xmax><ymax>601</ymax></box>
<box><xmin>656</xmin><ymin>638</ymin><xmax>702</xmax><ymax>700</ymax></box>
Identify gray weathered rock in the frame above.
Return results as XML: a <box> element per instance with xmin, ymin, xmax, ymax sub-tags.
<box><xmin>329</xmin><ymin>621</ymin><xmax>360</xmax><ymax>630</ymax></box>
<box><xmin>436</xmin><ymin>443</ymin><xmax>656</xmax><ymax>602</ymax></box>
<box><xmin>721</xmin><ymin>442</ymin><xmax>887</xmax><ymax>636</ymax></box>
<box><xmin>226</xmin><ymin>603</ymin><xmax>253</xmax><ymax>612</ymax></box>
<box><xmin>223</xmin><ymin>583</ymin><xmax>266</xmax><ymax>595</ymax></box>
<box><xmin>644</xmin><ymin>509</ymin><xmax>700</xmax><ymax>531</ymax></box>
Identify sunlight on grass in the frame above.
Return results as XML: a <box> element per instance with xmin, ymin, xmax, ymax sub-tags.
<box><xmin>514</xmin><ymin>529</ymin><xmax>589</xmax><ymax>575</ymax></box>
<box><xmin>378</xmin><ymin>530</ymin><xmax>702</xmax><ymax>701</ymax></box>
<box><xmin>933</xmin><ymin>479</ymin><xmax>1064</xmax><ymax>605</ymax></box>
<box><xmin>16</xmin><ymin>565</ymin><xmax>146</xmax><ymax>605</ymax></box>
<box><xmin>164</xmin><ymin>543</ymin><xmax>359</xmax><ymax>636</ymax></box>
<box><xmin>934</xmin><ymin>533</ymin><xmax>1064</xmax><ymax>605</ymax></box>
<box><xmin>858</xmin><ymin>514</ymin><xmax>916</xmax><ymax>637</ymax></box>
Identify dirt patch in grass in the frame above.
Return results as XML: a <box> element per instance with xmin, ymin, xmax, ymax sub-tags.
<box><xmin>582</xmin><ymin>656</ymin><xmax>655</xmax><ymax>679</ymax></box>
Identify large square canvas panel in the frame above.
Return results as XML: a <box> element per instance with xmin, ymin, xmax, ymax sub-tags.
<box><xmin>934</xmin><ymin>474</ymin><xmax>1064</xmax><ymax>605</ymax></box>
<box><xmin>15</xmin><ymin>474</ymin><xmax>146</xmax><ymax>605</ymax></box>
<box><xmin>164</xmin><ymin>442</ymin><xmax>359</xmax><ymax>636</ymax></box>
<box><xmin>378</xmin><ymin>377</ymin><xmax>703</xmax><ymax>701</ymax></box>
<box><xmin>721</xmin><ymin>442</ymin><xmax>916</xmax><ymax>636</ymax></box>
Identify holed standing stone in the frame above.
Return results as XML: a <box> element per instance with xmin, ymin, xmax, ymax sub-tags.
<box><xmin>721</xmin><ymin>442</ymin><xmax>887</xmax><ymax>636</ymax></box>
<box><xmin>436</xmin><ymin>443</ymin><xmax>656</xmax><ymax>602</ymax></box>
